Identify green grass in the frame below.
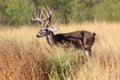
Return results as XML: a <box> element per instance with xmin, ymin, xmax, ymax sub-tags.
<box><xmin>0</xmin><ymin>22</ymin><xmax>120</xmax><ymax>80</ymax></box>
<box><xmin>47</xmin><ymin>47</ymin><xmax>80</xmax><ymax>80</ymax></box>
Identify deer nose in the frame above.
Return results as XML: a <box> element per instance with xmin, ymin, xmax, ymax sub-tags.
<box><xmin>36</xmin><ymin>34</ymin><xmax>41</xmax><ymax>38</ymax></box>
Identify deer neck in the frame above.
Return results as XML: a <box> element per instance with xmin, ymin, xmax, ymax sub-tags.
<box><xmin>46</xmin><ymin>32</ymin><xmax>56</xmax><ymax>46</ymax></box>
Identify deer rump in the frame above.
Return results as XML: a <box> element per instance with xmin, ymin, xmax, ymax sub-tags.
<box><xmin>53</xmin><ymin>30</ymin><xmax>96</xmax><ymax>51</ymax></box>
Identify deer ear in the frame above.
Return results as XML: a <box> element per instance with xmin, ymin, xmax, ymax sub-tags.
<box><xmin>93</xmin><ymin>32</ymin><xmax>96</xmax><ymax>36</ymax></box>
<box><xmin>48</xmin><ymin>27</ymin><xmax>58</xmax><ymax>32</ymax></box>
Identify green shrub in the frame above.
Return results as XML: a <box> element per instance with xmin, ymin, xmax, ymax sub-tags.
<box><xmin>46</xmin><ymin>46</ymin><xmax>84</xmax><ymax>80</ymax></box>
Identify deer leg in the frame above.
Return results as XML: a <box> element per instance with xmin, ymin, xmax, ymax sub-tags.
<box><xmin>84</xmin><ymin>49</ymin><xmax>92</xmax><ymax>56</ymax></box>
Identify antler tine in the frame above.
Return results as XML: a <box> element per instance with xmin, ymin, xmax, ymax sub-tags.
<box><xmin>40</xmin><ymin>7</ymin><xmax>47</xmax><ymax>28</ymax></box>
<box><xmin>40</xmin><ymin>7</ymin><xmax>43</xmax><ymax>18</ymax></box>
<box><xmin>31</xmin><ymin>9</ymin><xmax>39</xmax><ymax>21</ymax></box>
<box><xmin>43</xmin><ymin>7</ymin><xmax>49</xmax><ymax>28</ymax></box>
<box><xmin>37</xmin><ymin>12</ymin><xmax>40</xmax><ymax>18</ymax></box>
<box><xmin>47</xmin><ymin>6</ymin><xmax>52</xmax><ymax>16</ymax></box>
<box><xmin>39</xmin><ymin>7</ymin><xmax>45</xmax><ymax>28</ymax></box>
<box><xmin>31</xmin><ymin>10</ymin><xmax>36</xmax><ymax>21</ymax></box>
<box><xmin>43</xmin><ymin>6</ymin><xmax>52</xmax><ymax>28</ymax></box>
<box><xmin>34</xmin><ymin>9</ymin><xmax>37</xmax><ymax>18</ymax></box>
<box><xmin>47</xmin><ymin>6</ymin><xmax>52</xmax><ymax>25</ymax></box>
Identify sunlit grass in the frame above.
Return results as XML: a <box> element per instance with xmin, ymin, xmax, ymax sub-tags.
<box><xmin>0</xmin><ymin>22</ymin><xmax>120</xmax><ymax>80</ymax></box>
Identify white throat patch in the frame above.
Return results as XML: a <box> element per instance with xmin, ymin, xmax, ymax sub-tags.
<box><xmin>46</xmin><ymin>34</ymin><xmax>52</xmax><ymax>45</ymax></box>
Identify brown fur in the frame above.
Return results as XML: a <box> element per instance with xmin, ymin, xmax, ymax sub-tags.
<box><xmin>37</xmin><ymin>29</ymin><xmax>96</xmax><ymax>56</ymax></box>
<box><xmin>53</xmin><ymin>30</ymin><xmax>96</xmax><ymax>51</ymax></box>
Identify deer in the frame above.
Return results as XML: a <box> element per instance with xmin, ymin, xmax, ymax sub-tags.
<box><xmin>31</xmin><ymin>6</ymin><xmax>96</xmax><ymax>56</ymax></box>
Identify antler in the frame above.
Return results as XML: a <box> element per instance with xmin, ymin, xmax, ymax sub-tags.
<box><xmin>31</xmin><ymin>6</ymin><xmax>52</xmax><ymax>28</ymax></box>
<box><xmin>43</xmin><ymin>6</ymin><xmax>52</xmax><ymax>27</ymax></box>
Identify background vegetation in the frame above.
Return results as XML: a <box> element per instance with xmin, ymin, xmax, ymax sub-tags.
<box><xmin>0</xmin><ymin>23</ymin><xmax>120</xmax><ymax>80</ymax></box>
<box><xmin>0</xmin><ymin>0</ymin><xmax>120</xmax><ymax>80</ymax></box>
<box><xmin>0</xmin><ymin>0</ymin><xmax>120</xmax><ymax>25</ymax></box>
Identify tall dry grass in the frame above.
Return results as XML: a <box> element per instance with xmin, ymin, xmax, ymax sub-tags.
<box><xmin>0</xmin><ymin>22</ymin><xmax>120</xmax><ymax>80</ymax></box>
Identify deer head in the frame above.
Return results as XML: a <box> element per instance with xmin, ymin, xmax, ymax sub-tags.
<box><xmin>31</xmin><ymin>6</ymin><xmax>58</xmax><ymax>38</ymax></box>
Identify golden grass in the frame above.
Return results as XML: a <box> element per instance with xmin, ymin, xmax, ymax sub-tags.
<box><xmin>0</xmin><ymin>22</ymin><xmax>120</xmax><ymax>80</ymax></box>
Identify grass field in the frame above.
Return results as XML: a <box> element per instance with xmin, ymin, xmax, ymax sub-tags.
<box><xmin>0</xmin><ymin>22</ymin><xmax>120</xmax><ymax>80</ymax></box>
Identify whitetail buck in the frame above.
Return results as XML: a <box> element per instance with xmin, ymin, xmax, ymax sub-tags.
<box><xmin>31</xmin><ymin>6</ymin><xmax>96</xmax><ymax>56</ymax></box>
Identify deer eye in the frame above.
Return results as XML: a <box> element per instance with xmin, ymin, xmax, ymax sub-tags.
<box><xmin>41</xmin><ymin>29</ymin><xmax>46</xmax><ymax>32</ymax></box>
<box><xmin>43</xmin><ymin>29</ymin><xmax>46</xmax><ymax>31</ymax></box>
